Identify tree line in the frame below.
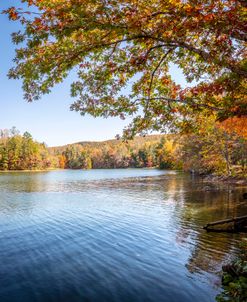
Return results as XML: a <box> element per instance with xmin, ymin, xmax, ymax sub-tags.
<box><xmin>1</xmin><ymin>117</ymin><xmax>246</xmax><ymax>177</ymax></box>
<box><xmin>49</xmin><ymin>134</ymin><xmax>180</xmax><ymax>170</ymax></box>
<box><xmin>0</xmin><ymin>127</ymin><xmax>55</xmax><ymax>170</ymax></box>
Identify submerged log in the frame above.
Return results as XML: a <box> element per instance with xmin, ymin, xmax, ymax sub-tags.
<box><xmin>203</xmin><ymin>215</ymin><xmax>247</xmax><ymax>232</ymax></box>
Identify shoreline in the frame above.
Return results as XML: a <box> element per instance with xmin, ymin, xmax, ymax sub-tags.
<box><xmin>0</xmin><ymin>168</ymin><xmax>61</xmax><ymax>173</ymax></box>
<box><xmin>1</xmin><ymin>169</ymin><xmax>247</xmax><ymax>186</ymax></box>
<box><xmin>0</xmin><ymin>167</ymin><xmax>157</xmax><ymax>173</ymax></box>
<box><xmin>202</xmin><ymin>174</ymin><xmax>247</xmax><ymax>185</ymax></box>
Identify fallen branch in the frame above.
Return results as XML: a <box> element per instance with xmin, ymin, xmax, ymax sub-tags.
<box><xmin>203</xmin><ymin>215</ymin><xmax>247</xmax><ymax>232</ymax></box>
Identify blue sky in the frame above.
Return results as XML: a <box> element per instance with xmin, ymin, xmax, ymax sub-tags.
<box><xmin>1</xmin><ymin>1</ymin><xmax>187</xmax><ymax>146</ymax></box>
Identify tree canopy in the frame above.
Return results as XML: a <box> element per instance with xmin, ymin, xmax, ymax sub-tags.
<box><xmin>4</xmin><ymin>0</ymin><xmax>247</xmax><ymax>137</ymax></box>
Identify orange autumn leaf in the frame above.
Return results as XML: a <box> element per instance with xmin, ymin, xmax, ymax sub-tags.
<box><xmin>218</xmin><ymin>116</ymin><xmax>247</xmax><ymax>138</ymax></box>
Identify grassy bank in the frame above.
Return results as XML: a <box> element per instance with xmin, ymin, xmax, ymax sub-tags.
<box><xmin>216</xmin><ymin>239</ymin><xmax>247</xmax><ymax>302</ymax></box>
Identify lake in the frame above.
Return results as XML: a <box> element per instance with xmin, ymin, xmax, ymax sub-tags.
<box><xmin>0</xmin><ymin>169</ymin><xmax>246</xmax><ymax>302</ymax></box>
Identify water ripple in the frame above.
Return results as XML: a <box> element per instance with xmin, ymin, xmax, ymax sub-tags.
<box><xmin>0</xmin><ymin>169</ymin><xmax>246</xmax><ymax>302</ymax></box>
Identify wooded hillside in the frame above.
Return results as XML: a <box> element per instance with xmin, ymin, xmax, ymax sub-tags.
<box><xmin>1</xmin><ymin>120</ymin><xmax>246</xmax><ymax>178</ymax></box>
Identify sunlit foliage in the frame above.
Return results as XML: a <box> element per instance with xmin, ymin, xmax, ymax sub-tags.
<box><xmin>4</xmin><ymin>0</ymin><xmax>247</xmax><ymax>137</ymax></box>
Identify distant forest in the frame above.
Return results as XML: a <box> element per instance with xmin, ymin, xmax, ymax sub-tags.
<box><xmin>0</xmin><ymin>119</ymin><xmax>246</xmax><ymax>177</ymax></box>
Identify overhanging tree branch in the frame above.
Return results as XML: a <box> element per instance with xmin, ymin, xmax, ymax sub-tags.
<box><xmin>138</xmin><ymin>97</ymin><xmax>224</xmax><ymax>112</ymax></box>
<box><xmin>145</xmin><ymin>48</ymin><xmax>175</xmax><ymax>116</ymax></box>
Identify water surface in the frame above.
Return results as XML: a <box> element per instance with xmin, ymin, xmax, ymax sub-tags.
<box><xmin>0</xmin><ymin>169</ymin><xmax>246</xmax><ymax>302</ymax></box>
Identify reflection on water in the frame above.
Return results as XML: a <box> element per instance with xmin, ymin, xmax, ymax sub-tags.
<box><xmin>0</xmin><ymin>169</ymin><xmax>246</xmax><ymax>302</ymax></box>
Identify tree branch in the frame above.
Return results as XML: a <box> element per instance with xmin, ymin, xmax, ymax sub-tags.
<box><xmin>145</xmin><ymin>48</ymin><xmax>175</xmax><ymax>116</ymax></box>
<box><xmin>138</xmin><ymin>97</ymin><xmax>223</xmax><ymax>112</ymax></box>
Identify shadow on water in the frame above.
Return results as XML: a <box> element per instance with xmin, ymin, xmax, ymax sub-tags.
<box><xmin>171</xmin><ymin>175</ymin><xmax>247</xmax><ymax>272</ymax></box>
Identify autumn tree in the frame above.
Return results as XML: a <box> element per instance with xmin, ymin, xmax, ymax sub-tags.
<box><xmin>217</xmin><ymin>117</ymin><xmax>247</xmax><ymax>175</ymax></box>
<box><xmin>180</xmin><ymin>116</ymin><xmax>247</xmax><ymax>176</ymax></box>
<box><xmin>155</xmin><ymin>137</ymin><xmax>180</xmax><ymax>169</ymax></box>
<box><xmin>0</xmin><ymin>128</ymin><xmax>54</xmax><ymax>170</ymax></box>
<box><xmin>58</xmin><ymin>154</ymin><xmax>66</xmax><ymax>169</ymax></box>
<box><xmin>4</xmin><ymin>0</ymin><xmax>246</xmax><ymax>137</ymax></box>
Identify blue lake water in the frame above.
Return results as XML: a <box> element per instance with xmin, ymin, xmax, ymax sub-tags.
<box><xmin>0</xmin><ymin>169</ymin><xmax>246</xmax><ymax>302</ymax></box>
